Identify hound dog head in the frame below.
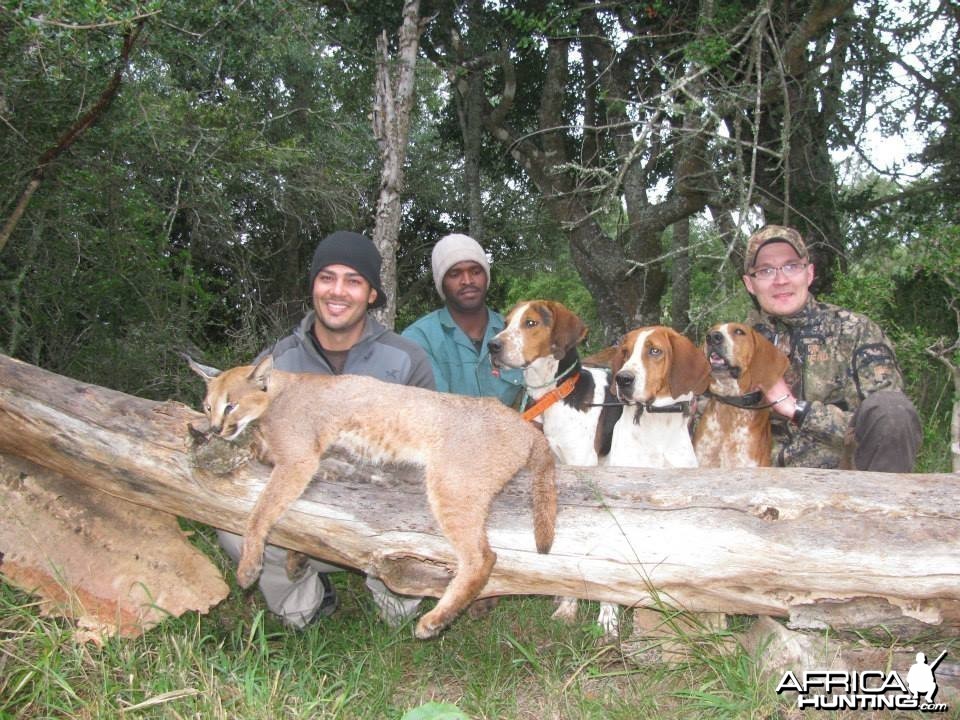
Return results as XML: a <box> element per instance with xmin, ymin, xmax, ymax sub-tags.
<box><xmin>703</xmin><ymin>322</ymin><xmax>789</xmax><ymax>395</ymax></box>
<box><xmin>489</xmin><ymin>300</ymin><xmax>587</xmax><ymax>369</ymax></box>
<box><xmin>611</xmin><ymin>326</ymin><xmax>711</xmax><ymax>404</ymax></box>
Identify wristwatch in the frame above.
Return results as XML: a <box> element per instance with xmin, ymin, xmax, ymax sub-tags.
<box><xmin>791</xmin><ymin>400</ymin><xmax>810</xmax><ymax>427</ymax></box>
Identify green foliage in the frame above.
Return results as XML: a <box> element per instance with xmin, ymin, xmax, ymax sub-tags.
<box><xmin>504</xmin><ymin>3</ymin><xmax>581</xmax><ymax>48</ymax></box>
<box><xmin>682</xmin><ymin>227</ymin><xmax>755</xmax><ymax>339</ymax></box>
<box><xmin>501</xmin><ymin>253</ymin><xmax>602</xmax><ymax>350</ymax></box>
<box><xmin>1</xmin><ymin>1</ymin><xmax>377</xmax><ymax>395</ymax></box>
<box><xmin>684</xmin><ymin>35</ymin><xmax>732</xmax><ymax>68</ymax></box>
<box><xmin>824</xmin><ymin>223</ymin><xmax>959</xmax><ymax>473</ymax></box>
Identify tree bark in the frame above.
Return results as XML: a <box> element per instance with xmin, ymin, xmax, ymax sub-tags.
<box><xmin>927</xmin><ymin>336</ymin><xmax>960</xmax><ymax>473</ymax></box>
<box><xmin>1</xmin><ymin>353</ymin><xmax>959</xmax><ymax>637</ymax></box>
<box><xmin>1</xmin><ymin>453</ymin><xmax>228</xmax><ymax>642</ymax></box>
<box><xmin>671</xmin><ymin>217</ymin><xmax>691</xmax><ymax>331</ymax></box>
<box><xmin>371</xmin><ymin>0</ymin><xmax>423</xmax><ymax>330</ymax></box>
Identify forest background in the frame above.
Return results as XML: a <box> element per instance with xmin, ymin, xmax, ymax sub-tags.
<box><xmin>2</xmin><ymin>2</ymin><xmax>960</xmax><ymax>718</ymax></box>
<box><xmin>1</xmin><ymin>0</ymin><xmax>958</xmax><ymax>473</ymax></box>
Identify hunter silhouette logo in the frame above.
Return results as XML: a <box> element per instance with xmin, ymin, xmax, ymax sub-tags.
<box><xmin>908</xmin><ymin>651</ymin><xmax>946</xmax><ymax>704</ymax></box>
<box><xmin>776</xmin><ymin>650</ymin><xmax>949</xmax><ymax>712</ymax></box>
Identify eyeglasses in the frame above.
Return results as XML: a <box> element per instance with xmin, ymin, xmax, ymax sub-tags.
<box><xmin>747</xmin><ymin>262</ymin><xmax>808</xmax><ymax>281</ymax></box>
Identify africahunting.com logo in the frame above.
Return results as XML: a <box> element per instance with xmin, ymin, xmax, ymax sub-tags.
<box><xmin>776</xmin><ymin>651</ymin><xmax>949</xmax><ymax>712</ymax></box>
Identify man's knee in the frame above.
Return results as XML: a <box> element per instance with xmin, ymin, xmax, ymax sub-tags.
<box><xmin>855</xmin><ymin>390</ymin><xmax>921</xmax><ymax>435</ymax></box>
<box><xmin>852</xmin><ymin>390</ymin><xmax>922</xmax><ymax>472</ymax></box>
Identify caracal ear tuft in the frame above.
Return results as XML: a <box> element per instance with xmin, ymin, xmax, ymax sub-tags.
<box><xmin>249</xmin><ymin>355</ymin><xmax>275</xmax><ymax>391</ymax></box>
<box><xmin>183</xmin><ymin>353</ymin><xmax>222</xmax><ymax>383</ymax></box>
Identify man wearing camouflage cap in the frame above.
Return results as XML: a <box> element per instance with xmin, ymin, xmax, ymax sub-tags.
<box><xmin>742</xmin><ymin>224</ymin><xmax>921</xmax><ymax>471</ymax></box>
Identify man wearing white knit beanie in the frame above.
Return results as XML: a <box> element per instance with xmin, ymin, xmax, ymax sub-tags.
<box><xmin>402</xmin><ymin>233</ymin><xmax>523</xmax><ymax>406</ymax></box>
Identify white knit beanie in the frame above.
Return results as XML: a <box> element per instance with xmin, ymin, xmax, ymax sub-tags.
<box><xmin>431</xmin><ymin>233</ymin><xmax>491</xmax><ymax>298</ymax></box>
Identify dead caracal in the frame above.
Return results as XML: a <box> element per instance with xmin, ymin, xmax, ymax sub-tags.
<box><xmin>187</xmin><ymin>355</ymin><xmax>557</xmax><ymax>639</ymax></box>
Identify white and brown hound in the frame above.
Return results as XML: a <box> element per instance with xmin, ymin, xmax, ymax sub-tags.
<box><xmin>488</xmin><ymin>300</ymin><xmax>621</xmax><ymax>636</ymax></box>
<box><xmin>606</xmin><ymin>326</ymin><xmax>712</xmax><ymax>468</ymax></box>
<box><xmin>488</xmin><ymin>300</ymin><xmax>610</xmax><ymax>465</ymax></box>
<box><xmin>693</xmin><ymin>322</ymin><xmax>789</xmax><ymax>468</ymax></box>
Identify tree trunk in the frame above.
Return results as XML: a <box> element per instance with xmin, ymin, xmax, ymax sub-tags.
<box><xmin>1</xmin><ymin>353</ymin><xmax>959</xmax><ymax>638</ymax></box>
<box><xmin>927</xmin><ymin>337</ymin><xmax>960</xmax><ymax>473</ymax></box>
<box><xmin>671</xmin><ymin>217</ymin><xmax>691</xmax><ymax>331</ymax></box>
<box><xmin>371</xmin><ymin>0</ymin><xmax>422</xmax><ymax>330</ymax></box>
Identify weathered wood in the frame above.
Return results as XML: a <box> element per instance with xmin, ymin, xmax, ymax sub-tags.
<box><xmin>0</xmin><ymin>453</ymin><xmax>228</xmax><ymax>640</ymax></box>
<box><xmin>1</xmin><ymin>352</ymin><xmax>959</xmax><ymax>635</ymax></box>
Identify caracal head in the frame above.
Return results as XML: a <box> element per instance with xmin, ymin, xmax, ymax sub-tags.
<box><xmin>185</xmin><ymin>354</ymin><xmax>274</xmax><ymax>440</ymax></box>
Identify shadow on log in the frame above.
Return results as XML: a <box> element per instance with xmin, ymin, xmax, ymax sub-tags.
<box><xmin>1</xmin><ymin>352</ymin><xmax>959</xmax><ymax>642</ymax></box>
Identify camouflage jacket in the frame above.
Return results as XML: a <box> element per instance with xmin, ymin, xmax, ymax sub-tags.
<box><xmin>746</xmin><ymin>297</ymin><xmax>905</xmax><ymax>468</ymax></box>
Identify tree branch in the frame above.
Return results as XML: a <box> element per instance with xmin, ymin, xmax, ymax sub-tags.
<box><xmin>0</xmin><ymin>20</ymin><xmax>146</xmax><ymax>254</ymax></box>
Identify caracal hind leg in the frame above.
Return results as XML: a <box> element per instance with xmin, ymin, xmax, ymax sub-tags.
<box><xmin>415</xmin><ymin>482</ymin><xmax>496</xmax><ymax>639</ymax></box>
<box><xmin>237</xmin><ymin>460</ymin><xmax>319</xmax><ymax>588</ymax></box>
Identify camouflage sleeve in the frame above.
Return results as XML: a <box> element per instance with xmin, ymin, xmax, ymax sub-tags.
<box><xmin>793</xmin><ymin>313</ymin><xmax>904</xmax><ymax>456</ymax></box>
<box><xmin>797</xmin><ymin>402</ymin><xmax>849</xmax><ymax>453</ymax></box>
<box><xmin>850</xmin><ymin>340</ymin><xmax>905</xmax><ymax>396</ymax></box>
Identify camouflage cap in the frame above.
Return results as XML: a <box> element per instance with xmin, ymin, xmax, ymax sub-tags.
<box><xmin>744</xmin><ymin>225</ymin><xmax>808</xmax><ymax>273</ymax></box>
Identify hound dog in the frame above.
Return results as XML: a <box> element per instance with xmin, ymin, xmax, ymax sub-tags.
<box><xmin>693</xmin><ymin>322</ymin><xmax>790</xmax><ymax>468</ymax></box>
<box><xmin>597</xmin><ymin>325</ymin><xmax>714</xmax><ymax>643</ymax></box>
<box><xmin>488</xmin><ymin>300</ymin><xmax>621</xmax><ymax>636</ymax></box>
<box><xmin>606</xmin><ymin>326</ymin><xmax>712</xmax><ymax>468</ymax></box>
<box><xmin>488</xmin><ymin>300</ymin><xmax>611</xmax><ymax>465</ymax></box>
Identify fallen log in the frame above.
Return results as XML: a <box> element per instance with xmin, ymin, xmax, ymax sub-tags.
<box><xmin>1</xmin><ymin>352</ymin><xmax>959</xmax><ymax>637</ymax></box>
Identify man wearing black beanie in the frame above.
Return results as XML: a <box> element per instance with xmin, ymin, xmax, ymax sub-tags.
<box><xmin>218</xmin><ymin>230</ymin><xmax>434</xmax><ymax>630</ymax></box>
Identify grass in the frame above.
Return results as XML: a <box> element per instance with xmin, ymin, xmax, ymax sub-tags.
<box><xmin>1</xmin><ymin>533</ymin><xmax>796</xmax><ymax>720</ymax></box>
<box><xmin>4</xmin><ymin>558</ymin><xmax>959</xmax><ymax>720</ymax></box>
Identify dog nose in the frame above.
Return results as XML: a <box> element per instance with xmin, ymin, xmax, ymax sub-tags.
<box><xmin>487</xmin><ymin>338</ymin><xmax>502</xmax><ymax>355</ymax></box>
<box><xmin>707</xmin><ymin>331</ymin><xmax>723</xmax><ymax>346</ymax></box>
<box><xmin>615</xmin><ymin>372</ymin><xmax>634</xmax><ymax>389</ymax></box>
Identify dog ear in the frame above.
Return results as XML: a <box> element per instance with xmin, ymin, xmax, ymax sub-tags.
<box><xmin>667</xmin><ymin>329</ymin><xmax>712</xmax><ymax>397</ymax></box>
<box><xmin>582</xmin><ymin>344</ymin><xmax>619</xmax><ymax>369</ymax></box>
<box><xmin>545</xmin><ymin>301</ymin><xmax>587</xmax><ymax>358</ymax></box>
<box><xmin>609</xmin><ymin>337</ymin><xmax>630</xmax><ymax>378</ymax></box>
<box><xmin>741</xmin><ymin>329</ymin><xmax>790</xmax><ymax>392</ymax></box>
<box><xmin>248</xmin><ymin>355</ymin><xmax>275</xmax><ymax>391</ymax></box>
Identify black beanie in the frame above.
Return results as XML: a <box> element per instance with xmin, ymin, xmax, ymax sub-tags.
<box><xmin>308</xmin><ymin>231</ymin><xmax>386</xmax><ymax>309</ymax></box>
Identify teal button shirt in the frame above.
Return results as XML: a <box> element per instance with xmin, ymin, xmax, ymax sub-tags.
<box><xmin>401</xmin><ymin>306</ymin><xmax>524</xmax><ymax>406</ymax></box>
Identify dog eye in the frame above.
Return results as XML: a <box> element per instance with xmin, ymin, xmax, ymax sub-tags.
<box><xmin>648</xmin><ymin>347</ymin><xmax>663</xmax><ymax>357</ymax></box>
<box><xmin>734</xmin><ymin>327</ymin><xmax>745</xmax><ymax>336</ymax></box>
<box><xmin>224</xmin><ymin>402</ymin><xmax>237</xmax><ymax>415</ymax></box>
<box><xmin>524</xmin><ymin>319</ymin><xmax>538</xmax><ymax>328</ymax></box>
